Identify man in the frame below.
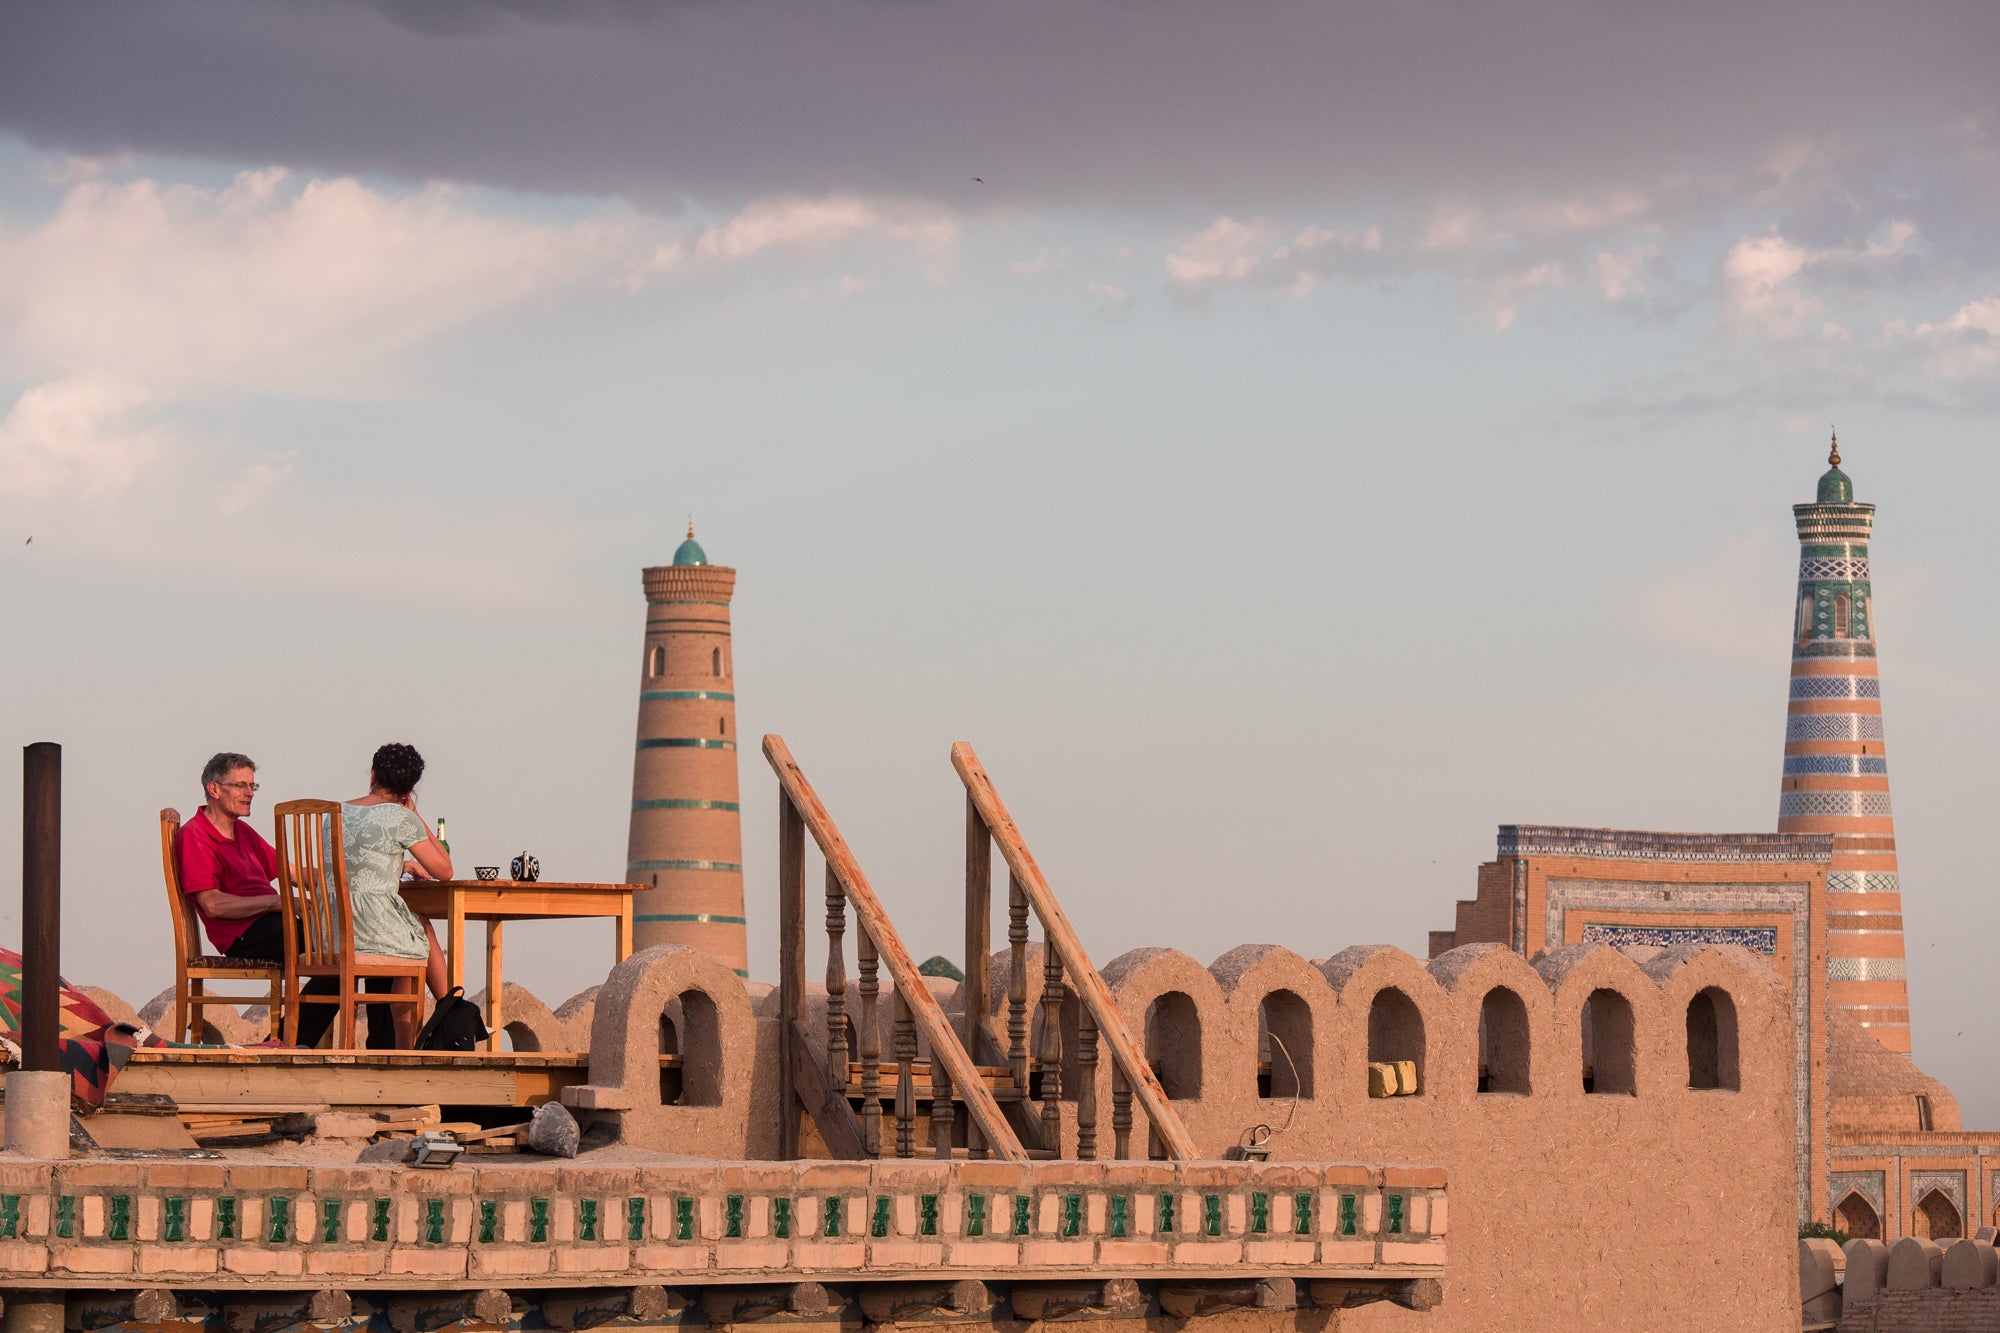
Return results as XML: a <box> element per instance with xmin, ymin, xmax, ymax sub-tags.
<box><xmin>176</xmin><ymin>752</ymin><xmax>352</xmax><ymax>1047</ymax></box>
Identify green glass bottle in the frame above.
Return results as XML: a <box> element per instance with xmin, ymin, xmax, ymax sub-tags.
<box><xmin>436</xmin><ymin>817</ymin><xmax>449</xmax><ymax>854</ymax></box>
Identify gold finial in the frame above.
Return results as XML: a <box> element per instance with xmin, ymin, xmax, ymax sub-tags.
<box><xmin>687</xmin><ymin>516</ymin><xmax>695</xmax><ymax>539</ymax></box>
<box><xmin>1829</xmin><ymin>428</ymin><xmax>1840</xmax><ymax>468</ymax></box>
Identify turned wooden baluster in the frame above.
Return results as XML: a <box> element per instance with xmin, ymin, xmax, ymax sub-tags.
<box><xmin>893</xmin><ymin>986</ymin><xmax>917</xmax><ymax>1158</ymax></box>
<box><xmin>857</xmin><ymin>923</ymin><xmax>882</xmax><ymax>1157</ymax></box>
<box><xmin>824</xmin><ymin>865</ymin><xmax>848</xmax><ymax>1095</ymax></box>
<box><xmin>1039</xmin><ymin>943</ymin><xmax>1064</xmax><ymax>1153</ymax></box>
<box><xmin>1111</xmin><ymin>1064</ymin><xmax>1133</xmax><ymax>1161</ymax></box>
<box><xmin>932</xmin><ymin>1048</ymin><xmax>955</xmax><ymax>1160</ymax></box>
<box><xmin>1006</xmin><ymin>875</ymin><xmax>1030</xmax><ymax>1098</ymax></box>
<box><xmin>1076</xmin><ymin>1008</ymin><xmax>1099</xmax><ymax>1160</ymax></box>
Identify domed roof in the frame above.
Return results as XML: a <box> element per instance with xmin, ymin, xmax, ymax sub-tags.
<box><xmin>673</xmin><ymin>520</ymin><xmax>707</xmax><ymax>566</ymax></box>
<box><xmin>1817</xmin><ymin>431</ymin><xmax>1853</xmax><ymax>504</ymax></box>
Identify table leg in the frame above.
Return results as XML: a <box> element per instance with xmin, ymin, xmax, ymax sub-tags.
<box><xmin>447</xmin><ymin>899</ymin><xmax>466</xmax><ymax>997</ymax></box>
<box><xmin>487</xmin><ymin>920</ymin><xmax>504</xmax><ymax>1053</ymax></box>
<box><xmin>616</xmin><ymin>897</ymin><xmax>634</xmax><ymax>965</ymax></box>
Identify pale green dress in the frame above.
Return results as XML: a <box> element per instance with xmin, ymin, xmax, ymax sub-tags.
<box><xmin>327</xmin><ymin>803</ymin><xmax>433</xmax><ymax>959</ymax></box>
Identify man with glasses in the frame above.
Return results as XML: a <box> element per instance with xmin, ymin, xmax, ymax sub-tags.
<box><xmin>178</xmin><ymin>751</ymin><xmax>340</xmax><ymax>1044</ymax></box>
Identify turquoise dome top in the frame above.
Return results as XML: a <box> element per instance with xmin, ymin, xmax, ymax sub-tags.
<box><xmin>673</xmin><ymin>535</ymin><xmax>708</xmax><ymax>566</ymax></box>
<box><xmin>1817</xmin><ymin>432</ymin><xmax>1852</xmax><ymax>503</ymax></box>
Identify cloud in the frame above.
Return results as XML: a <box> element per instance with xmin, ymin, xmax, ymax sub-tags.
<box><xmin>1909</xmin><ymin>293</ymin><xmax>2000</xmax><ymax>378</ymax></box>
<box><xmin>1593</xmin><ymin>243</ymin><xmax>1661</xmax><ymax>302</ymax></box>
<box><xmin>1466</xmin><ymin>261</ymin><xmax>1565</xmax><ymax>333</ymax></box>
<box><xmin>1164</xmin><ymin>217</ymin><xmax>1277</xmax><ymax>287</ymax></box>
<box><xmin>1087</xmin><ymin>279</ymin><xmax>1134</xmax><ymax>319</ymax></box>
<box><xmin>218</xmin><ymin>449</ymin><xmax>297</xmax><ymax>515</ymax></box>
<box><xmin>1720</xmin><ymin>231</ymin><xmax>1820</xmax><ymax>336</ymax></box>
<box><xmin>1008</xmin><ymin>247</ymin><xmax>1067</xmax><ymax>276</ymax></box>
<box><xmin>687</xmin><ymin>195</ymin><xmax>956</xmax><ymax>263</ymax></box>
<box><xmin>0</xmin><ymin>373</ymin><xmax>162</xmax><ymax>499</ymax></box>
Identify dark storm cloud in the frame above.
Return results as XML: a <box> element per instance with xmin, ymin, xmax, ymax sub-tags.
<box><xmin>3</xmin><ymin>0</ymin><xmax>1997</xmax><ymax>219</ymax></box>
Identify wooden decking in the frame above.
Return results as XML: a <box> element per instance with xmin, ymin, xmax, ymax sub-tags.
<box><xmin>112</xmin><ymin>1048</ymin><xmax>623</xmax><ymax>1109</ymax></box>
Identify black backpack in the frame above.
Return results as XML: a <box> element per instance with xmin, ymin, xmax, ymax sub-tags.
<box><xmin>414</xmin><ymin>987</ymin><xmax>490</xmax><ymax>1052</ymax></box>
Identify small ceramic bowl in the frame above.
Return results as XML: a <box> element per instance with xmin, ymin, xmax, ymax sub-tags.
<box><xmin>474</xmin><ymin>866</ymin><xmax>500</xmax><ymax>881</ymax></box>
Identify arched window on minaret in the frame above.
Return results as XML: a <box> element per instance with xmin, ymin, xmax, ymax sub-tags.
<box><xmin>648</xmin><ymin>645</ymin><xmax>665</xmax><ymax>677</ymax></box>
<box><xmin>1834</xmin><ymin>593</ymin><xmax>1851</xmax><ymax>639</ymax></box>
<box><xmin>711</xmin><ymin>647</ymin><xmax>722</xmax><ymax>677</ymax></box>
<box><xmin>1796</xmin><ymin>592</ymin><xmax>1813</xmax><ymax>643</ymax></box>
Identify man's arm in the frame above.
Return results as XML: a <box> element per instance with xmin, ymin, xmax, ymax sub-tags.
<box><xmin>193</xmin><ymin>888</ymin><xmax>279</xmax><ymax>920</ymax></box>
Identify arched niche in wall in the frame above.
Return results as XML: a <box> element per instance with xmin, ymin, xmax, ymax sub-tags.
<box><xmin>1144</xmin><ymin>991</ymin><xmax>1203</xmax><ymax>1099</ymax></box>
<box><xmin>1836</xmin><ymin>1192</ymin><xmax>1881</xmax><ymax>1241</ymax></box>
<box><xmin>1477</xmin><ymin>985</ymin><xmax>1531</xmax><ymax>1095</ymax></box>
<box><xmin>1685</xmin><ymin>987</ymin><xmax>1740</xmax><ymax>1090</ymax></box>
<box><xmin>1914</xmin><ymin>1189</ymin><xmax>1963</xmax><ymax>1241</ymax></box>
<box><xmin>648</xmin><ymin>644</ymin><xmax>666</xmax><ymax>677</ymax></box>
<box><xmin>1257</xmin><ymin>989</ymin><xmax>1314</xmax><ymax>1099</ymax></box>
<box><xmin>1366</xmin><ymin>987</ymin><xmax>1426</xmax><ymax>1095</ymax></box>
<box><xmin>659</xmin><ymin>990</ymin><xmax>721</xmax><ymax>1107</ymax></box>
<box><xmin>1581</xmin><ymin>988</ymin><xmax>1637</xmax><ymax>1096</ymax></box>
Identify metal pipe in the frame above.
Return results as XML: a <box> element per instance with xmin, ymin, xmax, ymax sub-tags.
<box><xmin>22</xmin><ymin>742</ymin><xmax>60</xmax><ymax>1073</ymax></box>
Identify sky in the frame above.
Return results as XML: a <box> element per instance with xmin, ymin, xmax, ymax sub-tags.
<box><xmin>1</xmin><ymin>2</ymin><xmax>1998</xmax><ymax>1119</ymax></box>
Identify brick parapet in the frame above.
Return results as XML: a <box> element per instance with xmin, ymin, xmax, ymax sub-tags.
<box><xmin>0</xmin><ymin>1158</ymin><xmax>1444</xmax><ymax>1291</ymax></box>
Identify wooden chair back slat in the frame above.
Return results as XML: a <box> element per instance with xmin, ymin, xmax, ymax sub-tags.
<box><xmin>274</xmin><ymin>800</ymin><xmax>354</xmax><ymax>969</ymax></box>
<box><xmin>159</xmin><ymin>809</ymin><xmax>201</xmax><ymax>967</ymax></box>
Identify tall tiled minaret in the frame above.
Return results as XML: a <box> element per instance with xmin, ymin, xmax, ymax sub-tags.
<box><xmin>1779</xmin><ymin>435</ymin><xmax>1910</xmax><ymax>1051</ymax></box>
<box><xmin>626</xmin><ymin>525</ymin><xmax>749</xmax><ymax>976</ymax></box>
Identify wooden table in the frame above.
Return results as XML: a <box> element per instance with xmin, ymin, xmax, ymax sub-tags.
<box><xmin>398</xmin><ymin>881</ymin><xmax>636</xmax><ymax>1052</ymax></box>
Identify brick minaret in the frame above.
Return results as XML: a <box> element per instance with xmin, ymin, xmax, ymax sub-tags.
<box><xmin>1779</xmin><ymin>435</ymin><xmax>1910</xmax><ymax>1051</ymax></box>
<box><xmin>626</xmin><ymin>526</ymin><xmax>749</xmax><ymax>976</ymax></box>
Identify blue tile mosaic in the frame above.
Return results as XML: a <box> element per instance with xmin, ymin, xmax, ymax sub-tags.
<box><xmin>1826</xmin><ymin>871</ymin><xmax>1899</xmax><ymax>895</ymax></box>
<box><xmin>1910</xmin><ymin>1170</ymin><xmax>1966</xmax><ymax>1215</ymax></box>
<box><xmin>1782</xmin><ymin>756</ymin><xmax>1889</xmax><ymax>776</ymax></box>
<box><xmin>1827</xmin><ymin>958</ymin><xmax>1906</xmax><ymax>981</ymax></box>
<box><xmin>1789</xmin><ymin>676</ymin><xmax>1881</xmax><ymax>700</ymax></box>
<box><xmin>1786</xmin><ymin>714</ymin><xmax>1885</xmax><ymax>742</ymax></box>
<box><xmin>1797</xmin><ymin>557</ymin><xmax>1870</xmax><ymax>580</ymax></box>
<box><xmin>1778</xmin><ymin>791</ymin><xmax>1893</xmax><ymax>819</ymax></box>
<box><xmin>1499</xmin><ymin>827</ymin><xmax>1830</xmax><ymax>864</ymax></box>
<box><xmin>1829</xmin><ymin>1170</ymin><xmax>1885</xmax><ymax>1217</ymax></box>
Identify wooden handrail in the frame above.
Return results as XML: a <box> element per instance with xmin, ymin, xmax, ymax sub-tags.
<box><xmin>951</xmin><ymin>741</ymin><xmax>1200</xmax><ymax>1161</ymax></box>
<box><xmin>765</xmin><ymin>735</ymin><xmax>1028</xmax><ymax>1163</ymax></box>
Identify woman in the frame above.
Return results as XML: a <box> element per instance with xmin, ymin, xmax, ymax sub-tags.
<box><xmin>334</xmin><ymin>742</ymin><xmax>452</xmax><ymax>1047</ymax></box>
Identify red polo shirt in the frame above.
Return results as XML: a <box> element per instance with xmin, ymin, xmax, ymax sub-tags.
<box><xmin>177</xmin><ymin>808</ymin><xmax>278</xmax><ymax>954</ymax></box>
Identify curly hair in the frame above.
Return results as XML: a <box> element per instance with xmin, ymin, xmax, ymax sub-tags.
<box><xmin>370</xmin><ymin>742</ymin><xmax>426</xmax><ymax>799</ymax></box>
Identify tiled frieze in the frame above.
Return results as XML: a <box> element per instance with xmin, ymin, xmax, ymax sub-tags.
<box><xmin>1909</xmin><ymin>1170</ymin><xmax>1966</xmax><ymax>1216</ymax></box>
<box><xmin>1787</xmin><ymin>714</ymin><xmax>1885</xmax><ymax>742</ymax></box>
<box><xmin>1826</xmin><ymin>958</ymin><xmax>1906</xmax><ymax>982</ymax></box>
<box><xmin>1778</xmin><ymin>791</ymin><xmax>1894</xmax><ymax>819</ymax></box>
<box><xmin>1498</xmin><ymin>826</ymin><xmax>1830</xmax><ymax>864</ymax></box>
<box><xmin>1828</xmin><ymin>1170</ymin><xmax>1885</xmax><ymax>1218</ymax></box>
<box><xmin>1826</xmin><ymin>871</ymin><xmax>1898</xmax><ymax>894</ymax></box>
<box><xmin>1787</xmin><ymin>675</ymin><xmax>1881</xmax><ymax>700</ymax></box>
<box><xmin>1577</xmin><ymin>923</ymin><xmax>1778</xmax><ymax>954</ymax></box>
<box><xmin>1798</xmin><ymin>557</ymin><xmax>1870</xmax><ymax>581</ymax></box>
<box><xmin>1782</xmin><ymin>756</ymin><xmax>1889</xmax><ymax>777</ymax></box>
<box><xmin>0</xmin><ymin>1158</ymin><xmax>1446</xmax><ymax>1288</ymax></box>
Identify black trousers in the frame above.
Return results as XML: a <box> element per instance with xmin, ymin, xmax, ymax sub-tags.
<box><xmin>224</xmin><ymin>913</ymin><xmax>399</xmax><ymax>1049</ymax></box>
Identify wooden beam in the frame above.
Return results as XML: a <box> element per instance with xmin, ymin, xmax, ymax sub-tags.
<box><xmin>763</xmin><ymin>735</ymin><xmax>1027</xmax><ymax>1163</ymax></box>
<box><xmin>777</xmin><ymin>792</ymin><xmax>807</xmax><ymax>1160</ymax></box>
<box><xmin>951</xmin><ymin>741</ymin><xmax>1199</xmax><ymax>1161</ymax></box>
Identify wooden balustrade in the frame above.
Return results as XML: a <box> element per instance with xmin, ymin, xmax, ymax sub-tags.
<box><xmin>952</xmin><ymin>741</ymin><xmax>1199</xmax><ymax>1162</ymax></box>
<box><xmin>768</xmin><ymin>736</ymin><xmax>1027</xmax><ymax>1163</ymax></box>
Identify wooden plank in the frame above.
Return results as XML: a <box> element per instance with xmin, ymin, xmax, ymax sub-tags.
<box><xmin>113</xmin><ymin>1061</ymin><xmax>564</xmax><ymax>1108</ymax></box>
<box><xmin>963</xmin><ymin>794</ymin><xmax>992</xmax><ymax>1064</ymax></box>
<box><xmin>777</xmin><ymin>792</ymin><xmax>806</xmax><ymax>1161</ymax></box>
<box><xmin>789</xmin><ymin>1019</ymin><xmax>866</xmax><ymax>1159</ymax></box>
<box><xmin>764</xmin><ymin>735</ymin><xmax>1027</xmax><ymax>1163</ymax></box>
<box><xmin>951</xmin><ymin>741</ymin><xmax>1199</xmax><ymax>1161</ymax></box>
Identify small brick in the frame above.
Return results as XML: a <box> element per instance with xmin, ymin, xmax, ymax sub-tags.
<box><xmin>1380</xmin><ymin>1240</ymin><xmax>1445</xmax><ymax>1267</ymax></box>
<box><xmin>945</xmin><ymin>1240</ymin><xmax>1020</xmax><ymax>1266</ymax></box>
<box><xmin>1403</xmin><ymin>1196</ymin><xmax>1429</xmax><ymax>1234</ymax></box>
<box><xmin>472</xmin><ymin>1247</ymin><xmax>552</xmax><ymax>1278</ymax></box>
<box><xmin>791</xmin><ymin>1240</ymin><xmax>865</xmax><ymax>1270</ymax></box>
<box><xmin>0</xmin><ymin>1162</ymin><xmax>52</xmax><ymax>1191</ymax></box>
<box><xmin>222</xmin><ymin>1248</ymin><xmax>303</xmax><ymax>1277</ymax></box>
<box><xmin>1245</xmin><ymin>1239</ymin><xmax>1317</xmax><ymax>1266</ymax></box>
<box><xmin>1430</xmin><ymin>1198</ymin><xmax>1449</xmax><ymax>1235</ymax></box>
<box><xmin>1086</xmin><ymin>1194</ymin><xmax>1107</xmax><ymax>1232</ymax></box>
<box><xmin>0</xmin><ymin>1241</ymin><xmax>49</xmax><ymax>1273</ymax></box>
<box><xmin>307</xmin><ymin>1250</ymin><xmax>386</xmax><ymax>1277</ymax></box>
<box><xmin>713</xmin><ymin>1240</ymin><xmax>792</xmax><ymax>1271</ymax></box>
<box><xmin>893</xmin><ymin>1194</ymin><xmax>918</xmax><ymax>1236</ymax></box>
<box><xmin>396</xmin><ymin>1198</ymin><xmax>419</xmax><ymax>1246</ymax></box>
<box><xmin>135</xmin><ymin>1195</ymin><xmax>161</xmax><ymax>1242</ymax></box>
<box><xmin>1019</xmin><ymin>1240</ymin><xmax>1095</xmax><ymax>1268</ymax></box>
<box><xmin>1030</xmin><ymin>1161</ymin><xmax>1108</xmax><ymax>1188</ymax></box>
<box><xmin>312</xmin><ymin>1112</ymin><xmax>381</xmax><ymax>1139</ymax></box>
<box><xmin>1134</xmin><ymin>1192</ymin><xmax>1157</xmax><ymax>1236</ymax></box>
<box><xmin>1319</xmin><ymin>1239</ymin><xmax>1377</xmax><ymax>1265</ymax></box>
<box><xmin>1104</xmin><ymin>1162</ymin><xmax>1179</xmax><ymax>1189</ymax></box>
<box><xmin>144</xmin><ymin>1162</ymin><xmax>228</xmax><ymax>1190</ymax></box>
<box><xmin>227</xmin><ymin>1166</ymin><xmax>309</xmax><ymax>1191</ymax></box>
<box><xmin>387</xmin><ymin>1248</ymin><xmax>467</xmax><ymax>1277</ymax></box>
<box><xmin>188</xmin><ymin>1198</ymin><xmax>215</xmax><ymax>1243</ymax></box>
<box><xmin>1096</xmin><ymin>1239</ymin><xmax>1170</xmax><ymax>1266</ymax></box>
<box><xmin>938</xmin><ymin>1192</ymin><xmax>963</xmax><ymax>1238</ymax></box>
<box><xmin>1362</xmin><ymin>1194</ymin><xmax>1383</xmax><ymax>1233</ymax></box>
<box><xmin>556</xmin><ymin>1246</ymin><xmax>635</xmax><ymax>1274</ymax></box>
<box><xmin>867</xmin><ymin>1240</ymin><xmax>944</xmax><ymax>1267</ymax></box>
<box><xmin>449</xmin><ymin>1199</ymin><xmax>473</xmax><ymax>1246</ymax></box>
<box><xmin>1176</xmin><ymin>1164</ymin><xmax>1246</xmax><ymax>1188</ymax></box>
<box><xmin>634</xmin><ymin>1244</ymin><xmax>712</xmax><ymax>1272</ymax></box>
<box><xmin>1035</xmin><ymin>1194</ymin><xmax>1059</xmax><ymax>1235</ymax></box>
<box><xmin>697</xmin><ymin>1194</ymin><xmax>722</xmax><ymax>1240</ymax></box>
<box><xmin>1168</xmin><ymin>1240</ymin><xmax>1244</xmax><ymax>1265</ymax></box>
<box><xmin>81</xmin><ymin>1196</ymin><xmax>106</xmax><ymax>1239</ymax></box>
<box><xmin>747</xmin><ymin>1195</ymin><xmax>771</xmax><ymax>1238</ymax></box>
<box><xmin>27</xmin><ymin>1193</ymin><xmax>51</xmax><ymax>1238</ymax></box>
<box><xmin>793</xmin><ymin>1162</ymin><xmax>871</xmax><ymax>1189</ymax></box>
<box><xmin>57</xmin><ymin>1244</ymin><xmax>133</xmax><ymax>1274</ymax></box>
<box><xmin>718</xmin><ymin>1162</ymin><xmax>804</xmax><ymax>1192</ymax></box>
<box><xmin>1224</xmin><ymin>1195</ymin><xmax>1247</xmax><ymax>1234</ymax></box>
<box><xmin>1314</xmin><ymin>1165</ymin><xmax>1376</xmax><ymax>1187</ymax></box>
<box><xmin>57</xmin><ymin>1162</ymin><xmax>145</xmax><ymax>1189</ymax></box>
<box><xmin>953</xmin><ymin>1161</ymin><xmax>1030</xmax><ymax>1189</ymax></box>
<box><xmin>1381</xmin><ymin>1167</ymin><xmax>1446</xmax><ymax>1189</ymax></box>
<box><xmin>137</xmin><ymin>1245</ymin><xmax>219</xmax><ymax>1275</ymax></box>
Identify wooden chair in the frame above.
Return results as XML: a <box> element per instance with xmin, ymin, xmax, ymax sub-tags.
<box><xmin>271</xmin><ymin>799</ymin><xmax>427</xmax><ymax>1049</ymax></box>
<box><xmin>159</xmin><ymin>808</ymin><xmax>288</xmax><ymax>1043</ymax></box>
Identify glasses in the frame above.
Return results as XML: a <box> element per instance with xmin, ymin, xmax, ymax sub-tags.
<box><xmin>217</xmin><ymin>781</ymin><xmax>261</xmax><ymax>792</ymax></box>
